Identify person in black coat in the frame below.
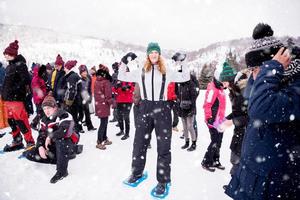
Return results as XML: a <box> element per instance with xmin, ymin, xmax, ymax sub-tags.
<box><xmin>219</xmin><ymin>68</ymin><xmax>249</xmax><ymax>176</ymax></box>
<box><xmin>63</xmin><ymin>60</ymin><xmax>84</xmax><ymax>133</ymax></box>
<box><xmin>2</xmin><ymin>40</ymin><xmax>35</xmax><ymax>151</ymax></box>
<box><xmin>110</xmin><ymin>62</ymin><xmax>119</xmax><ymax>123</ymax></box>
<box><xmin>24</xmin><ymin>95</ymin><xmax>80</xmax><ymax>184</ymax></box>
<box><xmin>78</xmin><ymin>64</ymin><xmax>96</xmax><ymax>131</ymax></box>
<box><xmin>175</xmin><ymin>70</ymin><xmax>199</xmax><ymax>151</ymax></box>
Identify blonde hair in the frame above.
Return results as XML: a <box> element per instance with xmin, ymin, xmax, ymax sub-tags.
<box><xmin>144</xmin><ymin>55</ymin><xmax>166</xmax><ymax>75</ymax></box>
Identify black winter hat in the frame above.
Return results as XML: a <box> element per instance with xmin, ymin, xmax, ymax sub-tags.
<box><xmin>245</xmin><ymin>23</ymin><xmax>284</xmax><ymax>68</ymax></box>
<box><xmin>38</xmin><ymin>65</ymin><xmax>47</xmax><ymax>78</ymax></box>
<box><xmin>112</xmin><ymin>62</ymin><xmax>119</xmax><ymax>71</ymax></box>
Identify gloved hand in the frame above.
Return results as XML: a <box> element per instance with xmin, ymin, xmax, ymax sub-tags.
<box><xmin>121</xmin><ymin>52</ymin><xmax>137</xmax><ymax>65</ymax></box>
<box><xmin>115</xmin><ymin>81</ymin><xmax>122</xmax><ymax>88</ymax></box>
<box><xmin>121</xmin><ymin>86</ymin><xmax>127</xmax><ymax>91</ymax></box>
<box><xmin>217</xmin><ymin>119</ymin><xmax>233</xmax><ymax>132</ymax></box>
<box><xmin>171</xmin><ymin>52</ymin><xmax>186</xmax><ymax>62</ymax></box>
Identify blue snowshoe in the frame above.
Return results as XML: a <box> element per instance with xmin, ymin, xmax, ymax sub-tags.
<box><xmin>123</xmin><ymin>172</ymin><xmax>148</xmax><ymax>187</ymax></box>
<box><xmin>150</xmin><ymin>182</ymin><xmax>171</xmax><ymax>199</ymax></box>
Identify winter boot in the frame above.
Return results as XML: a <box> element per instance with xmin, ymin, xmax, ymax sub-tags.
<box><xmin>87</xmin><ymin>126</ymin><xmax>97</xmax><ymax>131</ymax></box>
<box><xmin>109</xmin><ymin>118</ymin><xmax>117</xmax><ymax>123</ymax></box>
<box><xmin>121</xmin><ymin>134</ymin><xmax>129</xmax><ymax>140</ymax></box>
<box><xmin>3</xmin><ymin>135</ymin><xmax>24</xmax><ymax>152</ymax></box>
<box><xmin>50</xmin><ymin>171</ymin><xmax>68</xmax><ymax>184</ymax></box>
<box><xmin>103</xmin><ymin>139</ymin><xmax>112</xmax><ymax>145</ymax></box>
<box><xmin>213</xmin><ymin>162</ymin><xmax>225</xmax><ymax>170</ymax></box>
<box><xmin>96</xmin><ymin>143</ymin><xmax>106</xmax><ymax>150</ymax></box>
<box><xmin>116</xmin><ymin>131</ymin><xmax>124</xmax><ymax>136</ymax></box>
<box><xmin>187</xmin><ymin>141</ymin><xmax>196</xmax><ymax>151</ymax></box>
<box><xmin>181</xmin><ymin>139</ymin><xmax>190</xmax><ymax>149</ymax></box>
<box><xmin>151</xmin><ymin>182</ymin><xmax>171</xmax><ymax>198</ymax></box>
<box><xmin>123</xmin><ymin>172</ymin><xmax>148</xmax><ymax>187</ymax></box>
<box><xmin>201</xmin><ymin>164</ymin><xmax>215</xmax><ymax>172</ymax></box>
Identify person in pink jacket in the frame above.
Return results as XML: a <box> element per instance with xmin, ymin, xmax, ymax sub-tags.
<box><xmin>31</xmin><ymin>64</ymin><xmax>49</xmax><ymax>130</ymax></box>
<box><xmin>201</xmin><ymin>75</ymin><xmax>226</xmax><ymax>172</ymax></box>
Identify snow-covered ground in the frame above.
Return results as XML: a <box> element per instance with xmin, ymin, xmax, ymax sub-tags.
<box><xmin>0</xmin><ymin>92</ymin><xmax>233</xmax><ymax>200</ymax></box>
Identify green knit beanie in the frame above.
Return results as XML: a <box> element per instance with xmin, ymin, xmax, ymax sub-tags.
<box><xmin>219</xmin><ymin>62</ymin><xmax>236</xmax><ymax>82</ymax></box>
<box><xmin>147</xmin><ymin>42</ymin><xmax>161</xmax><ymax>55</ymax></box>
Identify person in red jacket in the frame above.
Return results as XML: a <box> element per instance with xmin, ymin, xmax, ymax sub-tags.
<box><xmin>167</xmin><ymin>82</ymin><xmax>179</xmax><ymax>132</ymax></box>
<box><xmin>112</xmin><ymin>79</ymin><xmax>134</xmax><ymax>140</ymax></box>
<box><xmin>201</xmin><ymin>72</ymin><xmax>226</xmax><ymax>172</ymax></box>
<box><xmin>31</xmin><ymin>64</ymin><xmax>49</xmax><ymax>130</ymax></box>
<box><xmin>94</xmin><ymin>64</ymin><xmax>113</xmax><ymax>150</ymax></box>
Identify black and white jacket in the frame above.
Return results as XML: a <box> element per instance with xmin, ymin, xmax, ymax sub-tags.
<box><xmin>118</xmin><ymin>61</ymin><xmax>190</xmax><ymax>101</ymax></box>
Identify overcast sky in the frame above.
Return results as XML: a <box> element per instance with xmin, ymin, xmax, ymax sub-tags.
<box><xmin>0</xmin><ymin>0</ymin><xmax>299</xmax><ymax>50</ymax></box>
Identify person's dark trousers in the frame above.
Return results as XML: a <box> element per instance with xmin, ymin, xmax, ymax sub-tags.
<box><xmin>133</xmin><ymin>104</ymin><xmax>140</xmax><ymax>128</ymax></box>
<box><xmin>131</xmin><ymin>101</ymin><xmax>172</xmax><ymax>183</ymax></box>
<box><xmin>230</xmin><ymin>151</ymin><xmax>240</xmax><ymax>176</ymax></box>
<box><xmin>193</xmin><ymin>114</ymin><xmax>198</xmax><ymax>140</ymax></box>
<box><xmin>83</xmin><ymin>103</ymin><xmax>94</xmax><ymax>129</ymax></box>
<box><xmin>56</xmin><ymin>139</ymin><xmax>74</xmax><ymax>174</ymax></box>
<box><xmin>98</xmin><ymin>117</ymin><xmax>108</xmax><ymax>143</ymax></box>
<box><xmin>25</xmin><ymin>139</ymin><xmax>74</xmax><ymax>173</ymax></box>
<box><xmin>78</xmin><ymin>103</ymin><xmax>94</xmax><ymax>129</ymax></box>
<box><xmin>117</xmin><ymin>103</ymin><xmax>132</xmax><ymax>135</ymax></box>
<box><xmin>202</xmin><ymin>127</ymin><xmax>224</xmax><ymax>166</ymax></box>
<box><xmin>31</xmin><ymin>104</ymin><xmax>44</xmax><ymax>128</ymax></box>
<box><xmin>112</xmin><ymin>108</ymin><xmax>118</xmax><ymax>121</ymax></box>
<box><xmin>67</xmin><ymin>103</ymin><xmax>83</xmax><ymax>132</ymax></box>
<box><xmin>168</xmin><ymin>101</ymin><xmax>179</xmax><ymax>128</ymax></box>
<box><xmin>25</xmin><ymin>94</ymin><xmax>34</xmax><ymax>116</ymax></box>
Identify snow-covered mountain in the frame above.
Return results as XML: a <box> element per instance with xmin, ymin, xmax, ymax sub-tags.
<box><xmin>0</xmin><ymin>23</ymin><xmax>299</xmax><ymax>73</ymax></box>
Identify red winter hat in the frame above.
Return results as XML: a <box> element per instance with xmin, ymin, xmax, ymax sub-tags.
<box><xmin>42</xmin><ymin>94</ymin><xmax>57</xmax><ymax>108</ymax></box>
<box><xmin>99</xmin><ymin>64</ymin><xmax>109</xmax><ymax>72</ymax></box>
<box><xmin>55</xmin><ymin>54</ymin><xmax>64</xmax><ymax>66</ymax></box>
<box><xmin>78</xmin><ymin>65</ymin><xmax>87</xmax><ymax>74</ymax></box>
<box><xmin>46</xmin><ymin>63</ymin><xmax>53</xmax><ymax>70</ymax></box>
<box><xmin>65</xmin><ymin>60</ymin><xmax>77</xmax><ymax>70</ymax></box>
<box><xmin>3</xmin><ymin>40</ymin><xmax>19</xmax><ymax>57</ymax></box>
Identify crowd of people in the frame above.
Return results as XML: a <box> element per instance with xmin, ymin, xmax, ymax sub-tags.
<box><xmin>0</xmin><ymin>23</ymin><xmax>299</xmax><ymax>199</ymax></box>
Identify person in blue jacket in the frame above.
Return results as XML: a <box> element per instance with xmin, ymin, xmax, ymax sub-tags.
<box><xmin>225</xmin><ymin>23</ymin><xmax>300</xmax><ymax>200</ymax></box>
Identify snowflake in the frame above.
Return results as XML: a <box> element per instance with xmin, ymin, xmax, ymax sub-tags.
<box><xmin>255</xmin><ymin>156</ymin><xmax>266</xmax><ymax>163</ymax></box>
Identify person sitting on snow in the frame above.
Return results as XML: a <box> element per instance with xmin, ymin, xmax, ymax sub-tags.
<box><xmin>24</xmin><ymin>94</ymin><xmax>81</xmax><ymax>184</ymax></box>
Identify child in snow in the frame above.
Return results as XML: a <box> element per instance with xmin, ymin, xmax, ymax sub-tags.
<box><xmin>119</xmin><ymin>42</ymin><xmax>190</xmax><ymax>198</ymax></box>
<box><xmin>24</xmin><ymin>94</ymin><xmax>80</xmax><ymax>184</ymax></box>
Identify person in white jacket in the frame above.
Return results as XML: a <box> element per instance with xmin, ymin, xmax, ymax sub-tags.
<box><xmin>120</xmin><ymin>42</ymin><xmax>190</xmax><ymax>198</ymax></box>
